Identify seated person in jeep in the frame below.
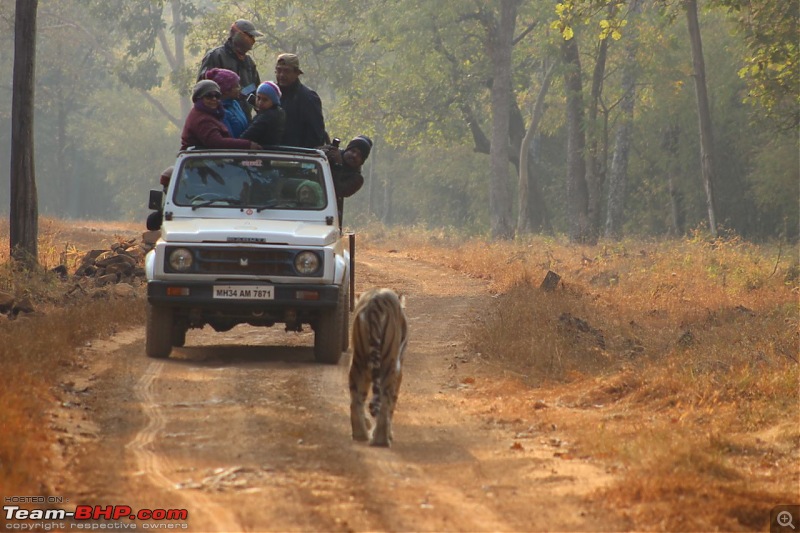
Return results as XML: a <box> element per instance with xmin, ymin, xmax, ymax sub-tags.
<box><xmin>241</xmin><ymin>81</ymin><xmax>286</xmax><ymax>147</ymax></box>
<box><xmin>181</xmin><ymin>80</ymin><xmax>261</xmax><ymax>151</ymax></box>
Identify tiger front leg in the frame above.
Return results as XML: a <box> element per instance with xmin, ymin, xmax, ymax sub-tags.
<box><xmin>349</xmin><ymin>366</ymin><xmax>371</xmax><ymax>442</ymax></box>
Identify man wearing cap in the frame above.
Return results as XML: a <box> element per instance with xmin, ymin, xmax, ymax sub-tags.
<box><xmin>275</xmin><ymin>53</ymin><xmax>327</xmax><ymax>148</ymax></box>
<box><xmin>198</xmin><ymin>19</ymin><xmax>263</xmax><ymax>118</ymax></box>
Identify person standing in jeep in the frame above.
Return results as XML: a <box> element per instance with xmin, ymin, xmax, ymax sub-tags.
<box><xmin>275</xmin><ymin>53</ymin><xmax>327</xmax><ymax>148</ymax></box>
<box><xmin>198</xmin><ymin>20</ymin><xmax>263</xmax><ymax>118</ymax></box>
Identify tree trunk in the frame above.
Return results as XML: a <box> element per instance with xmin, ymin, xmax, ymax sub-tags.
<box><xmin>685</xmin><ymin>0</ymin><xmax>718</xmax><ymax>238</ymax></box>
<box><xmin>488</xmin><ymin>0</ymin><xmax>518</xmax><ymax>240</ymax></box>
<box><xmin>367</xmin><ymin>146</ymin><xmax>376</xmax><ymax>218</ymax></box>
<box><xmin>585</xmin><ymin>36</ymin><xmax>609</xmax><ymax>239</ymax></box>
<box><xmin>604</xmin><ymin>84</ymin><xmax>633</xmax><ymax>239</ymax></box>
<box><xmin>381</xmin><ymin>174</ymin><xmax>393</xmax><ymax>226</ymax></box>
<box><xmin>170</xmin><ymin>0</ymin><xmax>191</xmax><ymax>119</ymax></box>
<box><xmin>562</xmin><ymin>36</ymin><xmax>591</xmax><ymax>243</ymax></box>
<box><xmin>605</xmin><ymin>0</ymin><xmax>640</xmax><ymax>239</ymax></box>
<box><xmin>10</xmin><ymin>0</ymin><xmax>39</xmax><ymax>266</ymax></box>
<box><xmin>668</xmin><ymin>172</ymin><xmax>685</xmax><ymax>236</ymax></box>
<box><xmin>517</xmin><ymin>63</ymin><xmax>554</xmax><ymax>235</ymax></box>
<box><xmin>662</xmin><ymin>123</ymin><xmax>685</xmax><ymax>236</ymax></box>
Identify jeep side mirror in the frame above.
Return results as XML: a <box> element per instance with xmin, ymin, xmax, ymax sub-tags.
<box><xmin>148</xmin><ymin>189</ymin><xmax>164</xmax><ymax>210</ymax></box>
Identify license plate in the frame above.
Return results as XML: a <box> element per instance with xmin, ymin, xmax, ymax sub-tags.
<box><xmin>213</xmin><ymin>285</ymin><xmax>274</xmax><ymax>299</ymax></box>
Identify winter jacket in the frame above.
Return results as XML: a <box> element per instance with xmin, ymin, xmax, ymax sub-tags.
<box><xmin>241</xmin><ymin>106</ymin><xmax>286</xmax><ymax>147</ymax></box>
<box><xmin>180</xmin><ymin>102</ymin><xmax>252</xmax><ymax>151</ymax></box>
<box><xmin>221</xmin><ymin>98</ymin><xmax>249</xmax><ymax>139</ymax></box>
<box><xmin>280</xmin><ymin>79</ymin><xmax>326</xmax><ymax>148</ymax></box>
<box><xmin>198</xmin><ymin>40</ymin><xmax>260</xmax><ymax>116</ymax></box>
<box><xmin>321</xmin><ymin>145</ymin><xmax>365</xmax><ymax>225</ymax></box>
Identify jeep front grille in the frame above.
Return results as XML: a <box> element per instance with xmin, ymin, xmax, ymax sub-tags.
<box><xmin>200</xmin><ymin>248</ymin><xmax>296</xmax><ymax>275</ymax></box>
<box><xmin>165</xmin><ymin>247</ymin><xmax>317</xmax><ymax>276</ymax></box>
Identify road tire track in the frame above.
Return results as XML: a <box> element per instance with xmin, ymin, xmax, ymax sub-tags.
<box><xmin>127</xmin><ymin>361</ymin><xmax>241</xmax><ymax>532</ymax></box>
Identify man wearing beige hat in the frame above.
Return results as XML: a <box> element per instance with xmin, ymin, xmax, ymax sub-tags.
<box><xmin>198</xmin><ymin>19</ymin><xmax>263</xmax><ymax>117</ymax></box>
<box><xmin>274</xmin><ymin>53</ymin><xmax>327</xmax><ymax>148</ymax></box>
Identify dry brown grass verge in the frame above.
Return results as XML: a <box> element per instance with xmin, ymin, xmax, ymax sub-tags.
<box><xmin>362</xmin><ymin>223</ymin><xmax>800</xmax><ymax>531</ymax></box>
<box><xmin>0</xmin><ymin>218</ymin><xmax>145</xmax><ymax>496</ymax></box>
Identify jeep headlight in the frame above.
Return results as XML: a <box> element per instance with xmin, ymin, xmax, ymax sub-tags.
<box><xmin>168</xmin><ymin>248</ymin><xmax>194</xmax><ymax>271</ymax></box>
<box><xmin>294</xmin><ymin>251</ymin><xmax>320</xmax><ymax>275</ymax></box>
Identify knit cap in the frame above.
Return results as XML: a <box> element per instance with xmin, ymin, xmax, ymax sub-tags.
<box><xmin>256</xmin><ymin>81</ymin><xmax>282</xmax><ymax>106</ymax></box>
<box><xmin>346</xmin><ymin>135</ymin><xmax>373</xmax><ymax>161</ymax></box>
<box><xmin>191</xmin><ymin>80</ymin><xmax>221</xmax><ymax>102</ymax></box>
<box><xmin>204</xmin><ymin>68</ymin><xmax>240</xmax><ymax>94</ymax></box>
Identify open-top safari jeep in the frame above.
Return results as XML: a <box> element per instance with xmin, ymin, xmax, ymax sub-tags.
<box><xmin>144</xmin><ymin>146</ymin><xmax>353</xmax><ymax>364</ymax></box>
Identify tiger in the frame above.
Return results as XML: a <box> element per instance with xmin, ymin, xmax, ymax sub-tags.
<box><xmin>348</xmin><ymin>287</ymin><xmax>409</xmax><ymax>447</ymax></box>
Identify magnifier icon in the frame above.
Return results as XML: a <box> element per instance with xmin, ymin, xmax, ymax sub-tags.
<box><xmin>778</xmin><ymin>511</ymin><xmax>796</xmax><ymax>529</ymax></box>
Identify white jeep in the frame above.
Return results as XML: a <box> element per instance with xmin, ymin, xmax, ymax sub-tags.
<box><xmin>144</xmin><ymin>147</ymin><xmax>353</xmax><ymax>364</ymax></box>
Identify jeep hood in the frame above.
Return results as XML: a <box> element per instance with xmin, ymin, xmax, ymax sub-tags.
<box><xmin>161</xmin><ymin>218</ymin><xmax>339</xmax><ymax>246</ymax></box>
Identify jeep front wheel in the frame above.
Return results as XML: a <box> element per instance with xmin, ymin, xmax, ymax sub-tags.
<box><xmin>314</xmin><ymin>287</ymin><xmax>346</xmax><ymax>364</ymax></box>
<box><xmin>146</xmin><ymin>305</ymin><xmax>173</xmax><ymax>359</ymax></box>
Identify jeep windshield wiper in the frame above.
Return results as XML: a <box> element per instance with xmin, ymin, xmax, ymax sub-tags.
<box><xmin>191</xmin><ymin>197</ymin><xmax>242</xmax><ymax>210</ymax></box>
<box><xmin>255</xmin><ymin>200</ymin><xmax>295</xmax><ymax>212</ymax></box>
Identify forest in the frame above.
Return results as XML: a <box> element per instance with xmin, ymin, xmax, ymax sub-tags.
<box><xmin>1</xmin><ymin>0</ymin><xmax>797</xmax><ymax>242</ymax></box>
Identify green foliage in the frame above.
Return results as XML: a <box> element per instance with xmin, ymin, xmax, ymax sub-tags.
<box><xmin>709</xmin><ymin>0</ymin><xmax>799</xmax><ymax>131</ymax></box>
<box><xmin>552</xmin><ymin>0</ymin><xmax>629</xmax><ymax>41</ymax></box>
<box><xmin>746</xmin><ymin>134</ymin><xmax>800</xmax><ymax>237</ymax></box>
<box><xmin>75</xmin><ymin>85</ymin><xmax>180</xmax><ymax>219</ymax></box>
<box><xmin>1</xmin><ymin>0</ymin><xmax>796</xmax><ymax>242</ymax></box>
<box><xmin>347</xmin><ymin>144</ymin><xmax>490</xmax><ymax>234</ymax></box>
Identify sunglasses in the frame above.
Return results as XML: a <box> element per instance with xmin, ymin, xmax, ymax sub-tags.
<box><xmin>203</xmin><ymin>93</ymin><xmax>222</xmax><ymax>100</ymax></box>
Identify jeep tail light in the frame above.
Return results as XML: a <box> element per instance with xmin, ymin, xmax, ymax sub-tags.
<box><xmin>166</xmin><ymin>287</ymin><xmax>190</xmax><ymax>296</ymax></box>
<box><xmin>295</xmin><ymin>290</ymin><xmax>320</xmax><ymax>300</ymax></box>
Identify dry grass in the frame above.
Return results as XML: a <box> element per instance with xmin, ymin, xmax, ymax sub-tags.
<box><xmin>0</xmin><ymin>217</ymin><xmax>145</xmax><ymax>496</ymax></box>
<box><xmin>362</xmin><ymin>223</ymin><xmax>800</xmax><ymax>531</ymax></box>
<box><xmin>2</xmin><ymin>218</ymin><xmax>797</xmax><ymax>530</ymax></box>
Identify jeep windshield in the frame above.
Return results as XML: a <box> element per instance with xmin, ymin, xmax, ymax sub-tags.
<box><xmin>173</xmin><ymin>156</ymin><xmax>328</xmax><ymax>211</ymax></box>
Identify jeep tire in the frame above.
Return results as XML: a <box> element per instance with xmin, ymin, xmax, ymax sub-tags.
<box><xmin>171</xmin><ymin>321</ymin><xmax>188</xmax><ymax>347</ymax></box>
<box><xmin>146</xmin><ymin>305</ymin><xmax>173</xmax><ymax>359</ymax></box>
<box><xmin>314</xmin><ymin>285</ymin><xmax>347</xmax><ymax>364</ymax></box>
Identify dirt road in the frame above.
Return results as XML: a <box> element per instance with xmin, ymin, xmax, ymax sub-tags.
<box><xmin>48</xmin><ymin>247</ymin><xmax>625</xmax><ymax>532</ymax></box>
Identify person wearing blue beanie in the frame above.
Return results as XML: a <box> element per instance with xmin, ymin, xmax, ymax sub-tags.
<box><xmin>241</xmin><ymin>81</ymin><xmax>286</xmax><ymax>146</ymax></box>
<box><xmin>257</xmin><ymin>80</ymin><xmax>281</xmax><ymax>106</ymax></box>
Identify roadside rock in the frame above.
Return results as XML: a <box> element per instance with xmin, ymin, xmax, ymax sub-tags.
<box><xmin>72</xmin><ymin>236</ymin><xmax>154</xmax><ymax>288</ymax></box>
<box><xmin>0</xmin><ymin>291</ymin><xmax>14</xmax><ymax>313</ymax></box>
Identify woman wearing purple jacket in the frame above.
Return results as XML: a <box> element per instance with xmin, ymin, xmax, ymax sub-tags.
<box><xmin>180</xmin><ymin>80</ymin><xmax>260</xmax><ymax>151</ymax></box>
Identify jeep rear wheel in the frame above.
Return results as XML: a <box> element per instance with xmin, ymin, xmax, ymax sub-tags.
<box><xmin>314</xmin><ymin>287</ymin><xmax>346</xmax><ymax>364</ymax></box>
<box><xmin>146</xmin><ymin>305</ymin><xmax>173</xmax><ymax>359</ymax></box>
<box><xmin>171</xmin><ymin>320</ymin><xmax>188</xmax><ymax>347</ymax></box>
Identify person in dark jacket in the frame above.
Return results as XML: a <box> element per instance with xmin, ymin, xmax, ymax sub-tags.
<box><xmin>274</xmin><ymin>53</ymin><xmax>327</xmax><ymax>148</ymax></box>
<box><xmin>320</xmin><ymin>135</ymin><xmax>373</xmax><ymax>225</ymax></box>
<box><xmin>180</xmin><ymin>80</ymin><xmax>259</xmax><ymax>151</ymax></box>
<box><xmin>197</xmin><ymin>20</ymin><xmax>262</xmax><ymax>117</ymax></box>
<box><xmin>241</xmin><ymin>81</ymin><xmax>285</xmax><ymax>147</ymax></box>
